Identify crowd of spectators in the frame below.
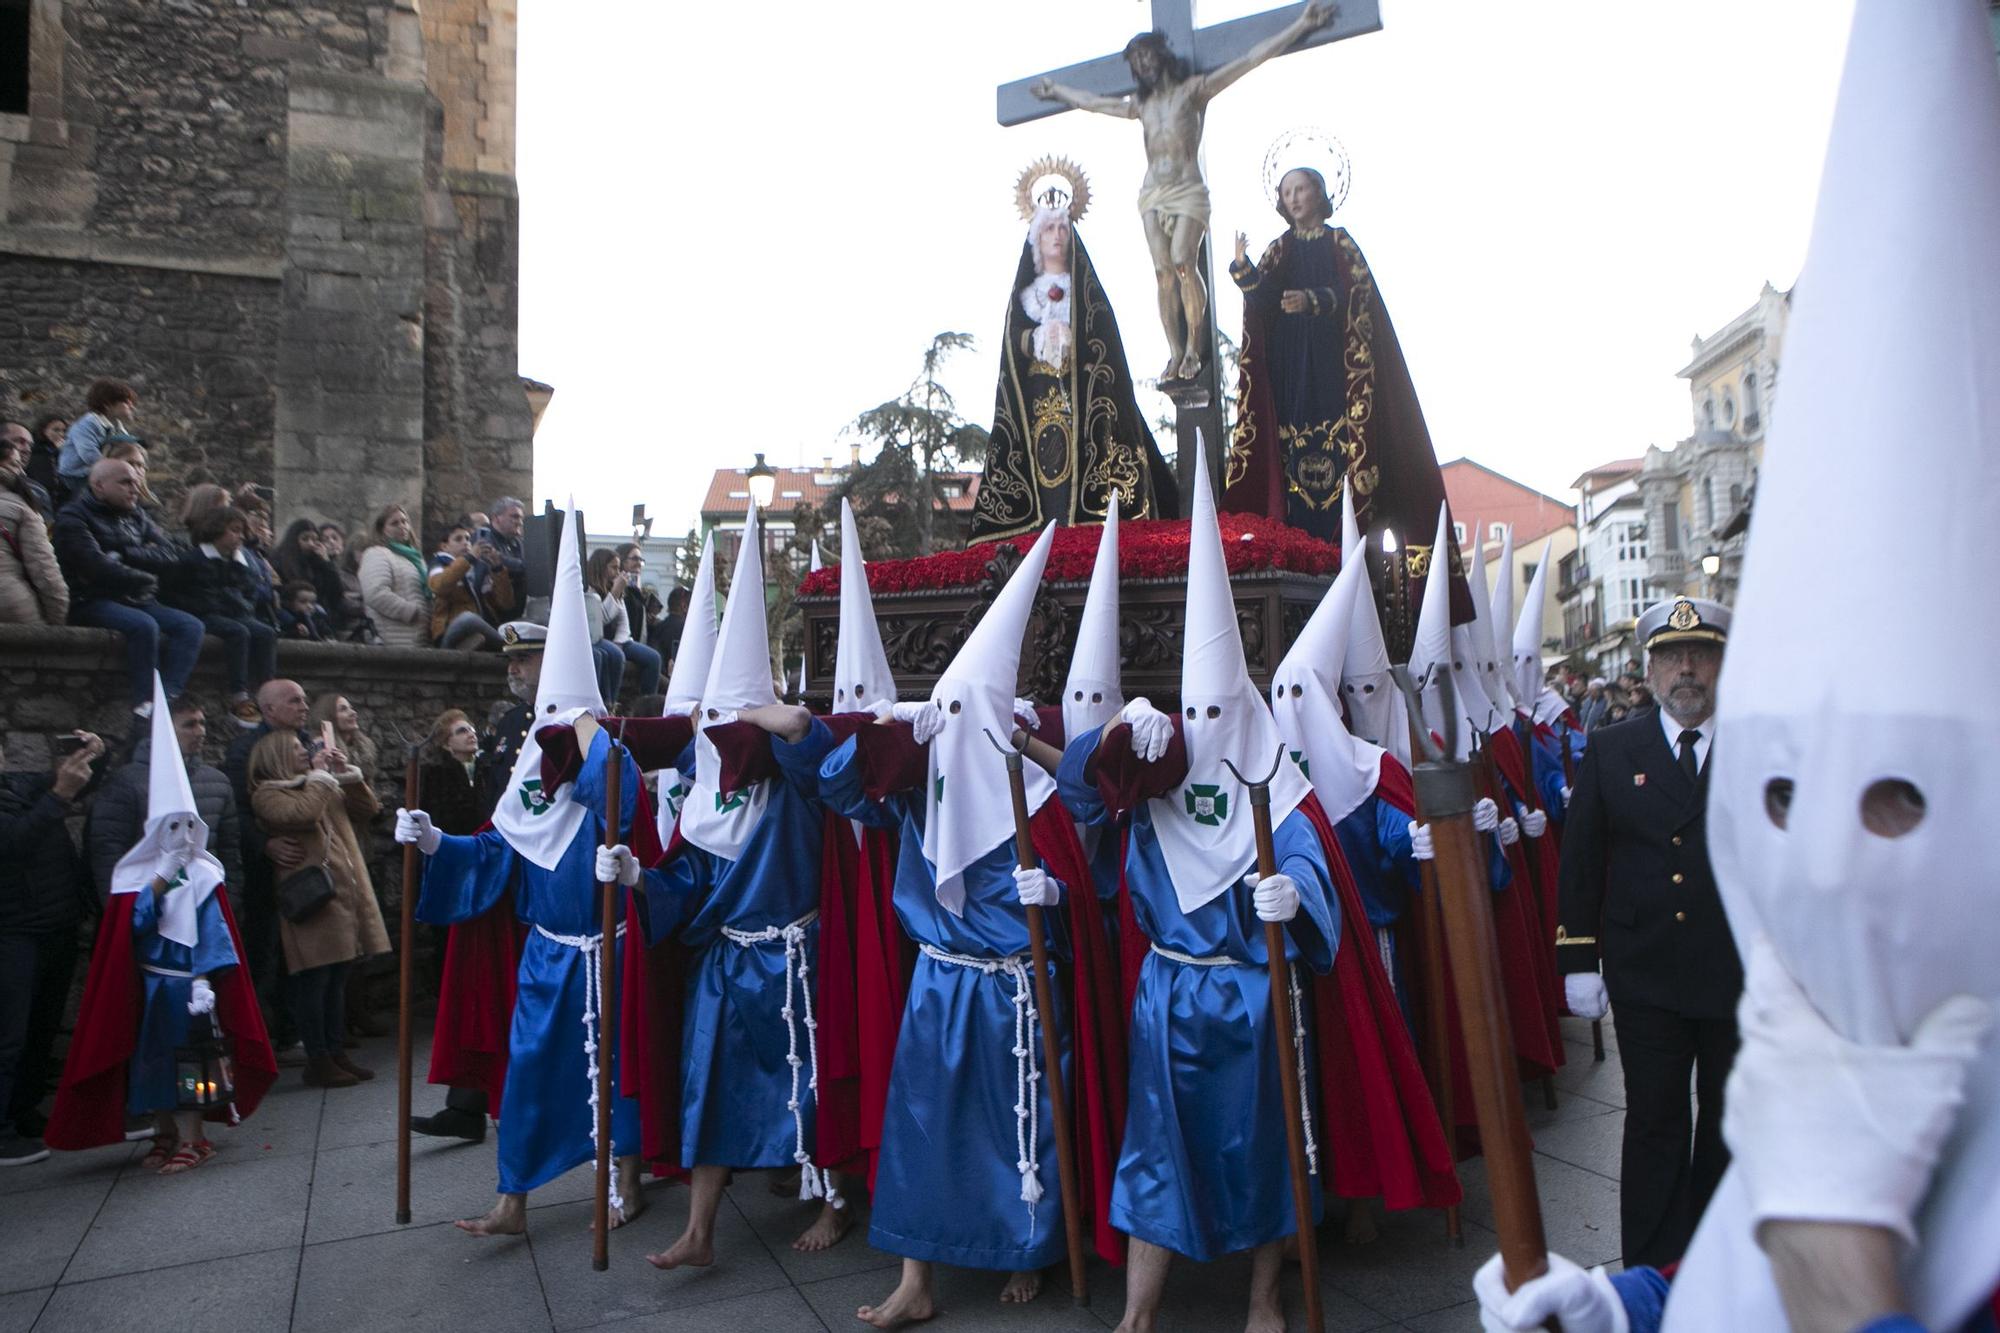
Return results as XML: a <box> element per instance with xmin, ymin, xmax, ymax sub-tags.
<box><xmin>2</xmin><ymin>380</ymin><xmax>707</xmax><ymax>733</ymax></box>
<box><xmin>1548</xmin><ymin>663</ymin><xmax>1657</xmax><ymax>730</ymax></box>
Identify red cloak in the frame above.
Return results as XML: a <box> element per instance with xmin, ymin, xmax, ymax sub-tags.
<box><xmin>48</xmin><ymin>891</ymin><xmax>277</xmax><ymax>1150</ymax></box>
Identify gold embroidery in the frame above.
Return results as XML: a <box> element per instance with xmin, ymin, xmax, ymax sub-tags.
<box><xmin>1292</xmin><ymin>224</ymin><xmax>1327</xmax><ymax>241</ymax></box>
<box><xmin>1668</xmin><ymin>599</ymin><xmax>1699</xmax><ymax>631</ymax></box>
<box><xmin>1029</xmin><ymin>385</ymin><xmax>1075</xmax><ymax>489</ymax></box>
<box><xmin>1554</xmin><ymin>927</ymin><xmax>1598</xmax><ymax>947</ymax></box>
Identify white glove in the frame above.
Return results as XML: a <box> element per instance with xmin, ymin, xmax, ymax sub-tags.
<box><xmin>1565</xmin><ymin>972</ymin><xmax>1609</xmax><ymax>1021</ymax></box>
<box><xmin>1012</xmin><ymin>865</ymin><xmax>1060</xmax><ymax>907</ymax></box>
<box><xmin>1013</xmin><ymin>698</ymin><xmax>1040</xmax><ymax>731</ymax></box>
<box><xmin>1472</xmin><ymin>1251</ymin><xmax>1629</xmax><ymax>1333</ymax></box>
<box><xmin>1121</xmin><ymin>697</ymin><xmax>1173</xmax><ymax>763</ymax></box>
<box><xmin>1408</xmin><ymin>821</ymin><xmax>1434</xmax><ymax>861</ymax></box>
<box><xmin>595</xmin><ymin>843</ymin><xmax>642</xmax><ymax>888</ymax></box>
<box><xmin>892</xmin><ymin>700</ymin><xmax>944</xmax><ymax>745</ymax></box>
<box><xmin>662</xmin><ymin>699</ymin><xmax>698</xmax><ymax>718</ymax></box>
<box><xmin>1471</xmin><ymin>797</ymin><xmax>1499</xmax><ymax>832</ymax></box>
<box><xmin>1520</xmin><ymin>809</ymin><xmax>1548</xmax><ymax>839</ymax></box>
<box><xmin>1246</xmin><ymin>871</ymin><xmax>1300</xmax><ymax>923</ymax></box>
<box><xmin>1723</xmin><ymin>935</ymin><xmax>1993</xmax><ymax>1244</ymax></box>
<box><xmin>153</xmin><ymin>848</ymin><xmax>191</xmax><ymax>884</ymax></box>
<box><xmin>394</xmin><ymin>808</ymin><xmax>441</xmax><ymax>855</ymax></box>
<box><xmin>866</xmin><ymin>699</ymin><xmax>895</xmax><ymax>723</ymax></box>
<box><xmin>187</xmin><ymin>978</ymin><xmax>216</xmax><ymax>1016</ymax></box>
<box><xmin>1497</xmin><ymin>816</ymin><xmax>1521</xmax><ymax>847</ymax></box>
<box><xmin>1559</xmin><ymin>785</ymin><xmax>1573</xmax><ymax>808</ymax></box>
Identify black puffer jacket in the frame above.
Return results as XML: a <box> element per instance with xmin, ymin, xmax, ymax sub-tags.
<box><xmin>0</xmin><ymin>773</ymin><xmax>89</xmax><ymax>933</ymax></box>
<box><xmin>166</xmin><ymin>545</ymin><xmax>277</xmax><ymax>626</ymax></box>
<box><xmin>52</xmin><ymin>492</ymin><xmax>185</xmax><ymax>607</ymax></box>
<box><xmin>86</xmin><ymin>739</ymin><xmax>244</xmax><ymax>906</ymax></box>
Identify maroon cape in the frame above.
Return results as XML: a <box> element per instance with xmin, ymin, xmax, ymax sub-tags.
<box><xmin>1092</xmin><ymin>723</ymin><xmax>1460</xmax><ymax>1214</ymax></box>
<box><xmin>49</xmin><ymin>890</ymin><xmax>277</xmax><ymax>1150</ymax></box>
<box><xmin>1484</xmin><ymin>728</ymin><xmax>1565</xmax><ymax>1075</ymax></box>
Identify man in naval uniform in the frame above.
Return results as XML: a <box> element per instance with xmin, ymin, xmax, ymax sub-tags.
<box><xmin>411</xmin><ymin>618</ymin><xmax>543</xmax><ymax>1141</ymax></box>
<box><xmin>1556</xmin><ymin>596</ymin><xmax>1742</xmax><ymax>1268</ymax></box>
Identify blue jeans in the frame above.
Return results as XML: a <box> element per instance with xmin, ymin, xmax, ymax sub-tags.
<box><xmin>201</xmin><ymin>614</ymin><xmax>278</xmax><ymax>695</ymax></box>
<box><xmin>592</xmin><ymin>640</ymin><xmax>625</xmax><ymax>703</ymax></box>
<box><xmin>618</xmin><ymin>640</ymin><xmax>661</xmax><ymax>696</ymax></box>
<box><xmin>73</xmin><ymin>599</ymin><xmax>205</xmax><ymax>706</ymax></box>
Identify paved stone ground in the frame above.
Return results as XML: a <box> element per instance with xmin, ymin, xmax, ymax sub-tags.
<box><xmin>2</xmin><ymin>1018</ymin><xmax>1623</xmax><ymax>1333</ymax></box>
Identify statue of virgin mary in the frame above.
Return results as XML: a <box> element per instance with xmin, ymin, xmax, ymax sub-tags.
<box><xmin>971</xmin><ymin>162</ymin><xmax>1178</xmax><ymax>542</ymax></box>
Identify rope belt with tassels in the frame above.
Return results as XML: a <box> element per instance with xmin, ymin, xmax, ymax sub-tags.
<box><xmin>534</xmin><ymin>921</ymin><xmax>628</xmax><ymax>1217</ymax></box>
<box><xmin>719</xmin><ymin>909</ymin><xmax>841</xmax><ymax>1209</ymax></box>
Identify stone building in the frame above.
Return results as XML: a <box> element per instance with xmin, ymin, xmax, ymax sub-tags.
<box><xmin>0</xmin><ymin>0</ymin><xmax>532</xmax><ymax>537</ymax></box>
<box><xmin>1636</xmin><ymin>282</ymin><xmax>1789</xmax><ymax>606</ymax></box>
<box><xmin>1556</xmin><ymin>457</ymin><xmax>1647</xmax><ymax>676</ymax></box>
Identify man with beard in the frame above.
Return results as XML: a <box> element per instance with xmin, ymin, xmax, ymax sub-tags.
<box><xmin>1556</xmin><ymin>595</ymin><xmax>1741</xmax><ymax>1268</ymax></box>
<box><xmin>1031</xmin><ymin>2</ymin><xmax>1332</xmax><ymax>383</ymax></box>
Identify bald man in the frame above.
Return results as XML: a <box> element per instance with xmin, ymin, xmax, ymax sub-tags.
<box><xmin>52</xmin><ymin>459</ymin><xmax>204</xmax><ymax>714</ymax></box>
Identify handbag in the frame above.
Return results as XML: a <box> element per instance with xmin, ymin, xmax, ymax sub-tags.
<box><xmin>275</xmin><ymin>862</ymin><xmax>335</xmax><ymax>922</ymax></box>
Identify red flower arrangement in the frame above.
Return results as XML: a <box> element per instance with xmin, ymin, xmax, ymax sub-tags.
<box><xmin>795</xmin><ymin>515</ymin><xmax>1339</xmax><ymax>599</ymax></box>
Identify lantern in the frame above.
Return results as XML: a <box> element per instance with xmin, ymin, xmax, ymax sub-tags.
<box><xmin>174</xmin><ymin>1016</ymin><xmax>235</xmax><ymax>1110</ymax></box>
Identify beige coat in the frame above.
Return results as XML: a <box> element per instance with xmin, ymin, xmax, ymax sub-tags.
<box><xmin>252</xmin><ymin>768</ymin><xmax>391</xmax><ymax>972</ymax></box>
<box><xmin>358</xmin><ymin>544</ymin><xmax>429</xmax><ymax>648</ymax></box>
<box><xmin>0</xmin><ymin>487</ymin><xmax>68</xmax><ymax>625</ymax></box>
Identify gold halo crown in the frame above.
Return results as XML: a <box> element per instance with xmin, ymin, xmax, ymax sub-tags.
<box><xmin>1014</xmin><ymin>156</ymin><xmax>1091</xmax><ymax>223</ymax></box>
<box><xmin>1261</xmin><ymin>128</ymin><xmax>1351</xmax><ymax>216</ymax></box>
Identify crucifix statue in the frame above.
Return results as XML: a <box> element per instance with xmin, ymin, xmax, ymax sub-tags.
<box><xmin>1000</xmin><ymin>0</ymin><xmax>1382</xmax><ymax>508</ymax></box>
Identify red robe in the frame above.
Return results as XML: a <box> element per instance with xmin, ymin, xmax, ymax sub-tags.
<box><xmin>48</xmin><ymin>891</ymin><xmax>277</xmax><ymax>1150</ymax></box>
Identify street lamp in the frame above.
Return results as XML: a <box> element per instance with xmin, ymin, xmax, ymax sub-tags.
<box><xmin>746</xmin><ymin>452</ymin><xmax>777</xmax><ymax>510</ymax></box>
<box><xmin>1700</xmin><ymin>549</ymin><xmax>1722</xmax><ymax>601</ymax></box>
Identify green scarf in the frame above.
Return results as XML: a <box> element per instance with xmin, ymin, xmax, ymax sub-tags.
<box><xmin>387</xmin><ymin>540</ymin><xmax>431</xmax><ymax>600</ymax></box>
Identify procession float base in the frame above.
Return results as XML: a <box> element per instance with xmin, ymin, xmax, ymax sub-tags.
<box><xmin>795</xmin><ymin>516</ymin><xmax>1339</xmax><ymax>709</ymax></box>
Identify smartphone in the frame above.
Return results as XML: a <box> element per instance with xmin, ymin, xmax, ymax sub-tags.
<box><xmin>51</xmin><ymin>735</ymin><xmax>88</xmax><ymax>759</ymax></box>
<box><xmin>321</xmin><ymin>722</ymin><xmax>337</xmax><ymax>755</ymax></box>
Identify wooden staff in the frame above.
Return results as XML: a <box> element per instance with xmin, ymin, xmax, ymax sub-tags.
<box><xmin>1394</xmin><ymin>670</ymin><xmax>1550</xmax><ymax>1297</ymax></box>
<box><xmin>1220</xmin><ymin>747</ymin><xmax>1323</xmax><ymax>1333</ymax></box>
<box><xmin>395</xmin><ymin>742</ymin><xmax>421</xmax><ymax>1225</ymax></box>
<box><xmin>1404</xmin><ymin>712</ymin><xmax>1463</xmax><ymax>1246</ymax></box>
<box><xmin>984</xmin><ymin>728</ymin><xmax>1088</xmax><ymax>1306</ymax></box>
<box><xmin>593</xmin><ymin>742</ymin><xmax>624</xmax><ymax>1272</ymax></box>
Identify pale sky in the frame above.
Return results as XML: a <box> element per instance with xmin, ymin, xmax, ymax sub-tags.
<box><xmin>516</xmin><ymin>0</ymin><xmax>1856</xmax><ymax>538</ymax></box>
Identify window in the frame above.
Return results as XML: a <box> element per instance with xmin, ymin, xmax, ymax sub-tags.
<box><xmin>1615</xmin><ymin>522</ymin><xmax>1648</xmax><ymax>564</ymax></box>
<box><xmin>1729</xmin><ymin>482</ymin><xmax>1744</xmax><ymax>511</ymax></box>
<box><xmin>938</xmin><ymin>482</ymin><xmax>963</xmax><ymax>499</ymax></box>
<box><xmin>1702</xmin><ymin>477</ymin><xmax>1715</xmax><ymax>529</ymax></box>
<box><xmin>1702</xmin><ymin>396</ymin><xmax>1716</xmax><ymax>429</ymax></box>
<box><xmin>1743</xmin><ymin>371</ymin><xmax>1760</xmax><ymax>416</ymax></box>
<box><xmin>1661</xmin><ymin>500</ymin><xmax>1681</xmax><ymax>551</ymax></box>
<box><xmin>1452</xmin><ymin>521</ymin><xmax>1467</xmax><ymax>544</ymax></box>
<box><xmin>0</xmin><ymin>0</ymin><xmax>26</xmax><ymax>116</ymax></box>
<box><xmin>1488</xmin><ymin>521</ymin><xmax>1507</xmax><ymax>544</ymax></box>
<box><xmin>1722</xmin><ymin>393</ymin><xmax>1737</xmax><ymax>429</ymax></box>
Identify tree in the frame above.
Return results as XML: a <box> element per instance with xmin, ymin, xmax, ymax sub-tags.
<box><xmin>848</xmin><ymin>331</ymin><xmax>990</xmax><ymax>557</ymax></box>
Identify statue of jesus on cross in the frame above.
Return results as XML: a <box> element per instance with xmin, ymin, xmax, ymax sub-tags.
<box><xmin>1031</xmin><ymin>0</ymin><xmax>1335</xmax><ymax>385</ymax></box>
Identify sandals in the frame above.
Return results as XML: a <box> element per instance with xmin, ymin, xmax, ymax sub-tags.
<box><xmin>157</xmin><ymin>1140</ymin><xmax>215</xmax><ymax>1175</ymax></box>
<box><xmin>140</xmin><ymin>1136</ymin><xmax>176</xmax><ymax>1170</ymax></box>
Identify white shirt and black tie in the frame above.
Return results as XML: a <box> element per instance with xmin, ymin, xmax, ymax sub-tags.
<box><xmin>1660</xmin><ymin>709</ymin><xmax>1713</xmax><ymax>781</ymax></box>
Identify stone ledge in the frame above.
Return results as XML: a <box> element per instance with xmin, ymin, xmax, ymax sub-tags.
<box><xmin>0</xmin><ymin>622</ymin><xmax>508</xmax><ymax>687</ymax></box>
<box><xmin>0</xmin><ymin>224</ymin><xmax>284</xmax><ymax>279</ymax></box>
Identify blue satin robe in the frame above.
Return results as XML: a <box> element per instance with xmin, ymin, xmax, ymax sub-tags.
<box><xmin>1058</xmin><ymin>726</ymin><xmax>1336</xmax><ymax>1261</ymax></box>
<box><xmin>820</xmin><ymin>734</ymin><xmax>1071</xmax><ymax>1271</ymax></box>
<box><xmin>127</xmin><ymin>888</ymin><xmax>237</xmax><ymax>1115</ymax></box>
<box><xmin>635</xmin><ymin>719</ymin><xmax>834</xmax><ymax>1169</ymax></box>
<box><xmin>1333</xmin><ymin>795</ymin><xmax>1421</xmax><ymax>1027</ymax></box>
<box><xmin>417</xmin><ymin>732</ymin><xmax>641</xmax><ymax>1195</ymax></box>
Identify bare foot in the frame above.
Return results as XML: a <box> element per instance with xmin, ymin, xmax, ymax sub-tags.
<box><xmin>857</xmin><ymin>1274</ymin><xmax>936</xmax><ymax>1330</ymax></box>
<box><xmin>1160</xmin><ymin>355</ymin><xmax>1184</xmax><ymax>383</ymax></box>
<box><xmin>645</xmin><ymin>1229</ymin><xmax>714</xmax><ymax>1270</ymax></box>
<box><xmin>792</xmin><ymin>1200</ymin><xmax>852</xmax><ymax>1252</ymax></box>
<box><xmin>1244</xmin><ymin>1298</ymin><xmax>1286</xmax><ymax>1333</ymax></box>
<box><xmin>1113</xmin><ymin>1317</ymin><xmax>1156</xmax><ymax>1333</ymax></box>
<box><xmin>455</xmin><ymin>1195</ymin><xmax>527</xmax><ymax>1237</ymax></box>
<box><xmin>998</xmin><ymin>1269</ymin><xmax>1043</xmax><ymax>1304</ymax></box>
<box><xmin>1176</xmin><ymin>350</ymin><xmax>1203</xmax><ymax>382</ymax></box>
<box><xmin>610</xmin><ymin>1159</ymin><xmax>647</xmax><ymax>1229</ymax></box>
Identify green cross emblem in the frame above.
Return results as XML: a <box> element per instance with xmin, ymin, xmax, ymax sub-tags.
<box><xmin>1290</xmin><ymin>749</ymin><xmax>1311</xmax><ymax>779</ymax></box>
<box><xmin>714</xmin><ymin>788</ymin><xmax>748</xmax><ymax>814</ymax></box>
<box><xmin>518</xmin><ymin>778</ymin><xmax>555</xmax><ymax>817</ymax></box>
<box><xmin>933</xmin><ymin>773</ymin><xmax>945</xmax><ymax>806</ymax></box>
<box><xmin>1184</xmin><ymin>783</ymin><xmax>1229</xmax><ymax>826</ymax></box>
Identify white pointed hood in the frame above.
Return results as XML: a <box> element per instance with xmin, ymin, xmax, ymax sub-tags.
<box><xmin>1667</xmin><ymin>3</ymin><xmax>2000</xmax><ymax>1329</ymax></box>
<box><xmin>1464</xmin><ymin>525</ymin><xmax>1515</xmax><ymax>717</ymax></box>
<box><xmin>1270</xmin><ymin>552</ymin><xmax>1384</xmax><ymax>826</ymax></box>
<box><xmin>1512</xmin><ymin>546</ymin><xmax>1565</xmax><ymax>727</ymax></box>
<box><xmin>923</xmin><ymin>523</ymin><xmax>1058</xmax><ymax>914</ymax></box>
<box><xmin>492</xmin><ymin>502</ymin><xmax>600</xmax><ymax>870</ymax></box>
<box><xmin>1062</xmin><ymin>496</ymin><xmax>1125</xmax><ymax>743</ymax></box>
<box><xmin>1337</xmin><ymin>487</ymin><xmax>1408</xmax><ymax>767</ymax></box>
<box><xmin>1150</xmin><ymin>440</ymin><xmax>1311</xmax><ymax>914</ymax></box>
<box><xmin>110</xmin><ymin>674</ymin><xmax>225</xmax><ymax>949</ymax></box>
<box><xmin>664</xmin><ymin>531</ymin><xmax>718</xmax><ymax>713</ymax></box>
<box><xmin>801</xmin><ymin>533</ymin><xmax>825</xmax><ymax>700</ymax></box>
<box><xmin>832</xmin><ymin>499</ymin><xmax>896</xmax><ymax>713</ymax></box>
<box><xmin>1488</xmin><ymin>525</ymin><xmax>1521</xmax><ymax>711</ymax></box>
<box><xmin>681</xmin><ymin>505</ymin><xmax>778</xmax><ymax>860</ymax></box>
<box><xmin>1406</xmin><ymin>504</ymin><xmax>1480</xmax><ymax>761</ymax></box>
<box><xmin>809</xmin><ymin>538</ymin><xmax>824</xmax><ymax>574</ymax></box>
